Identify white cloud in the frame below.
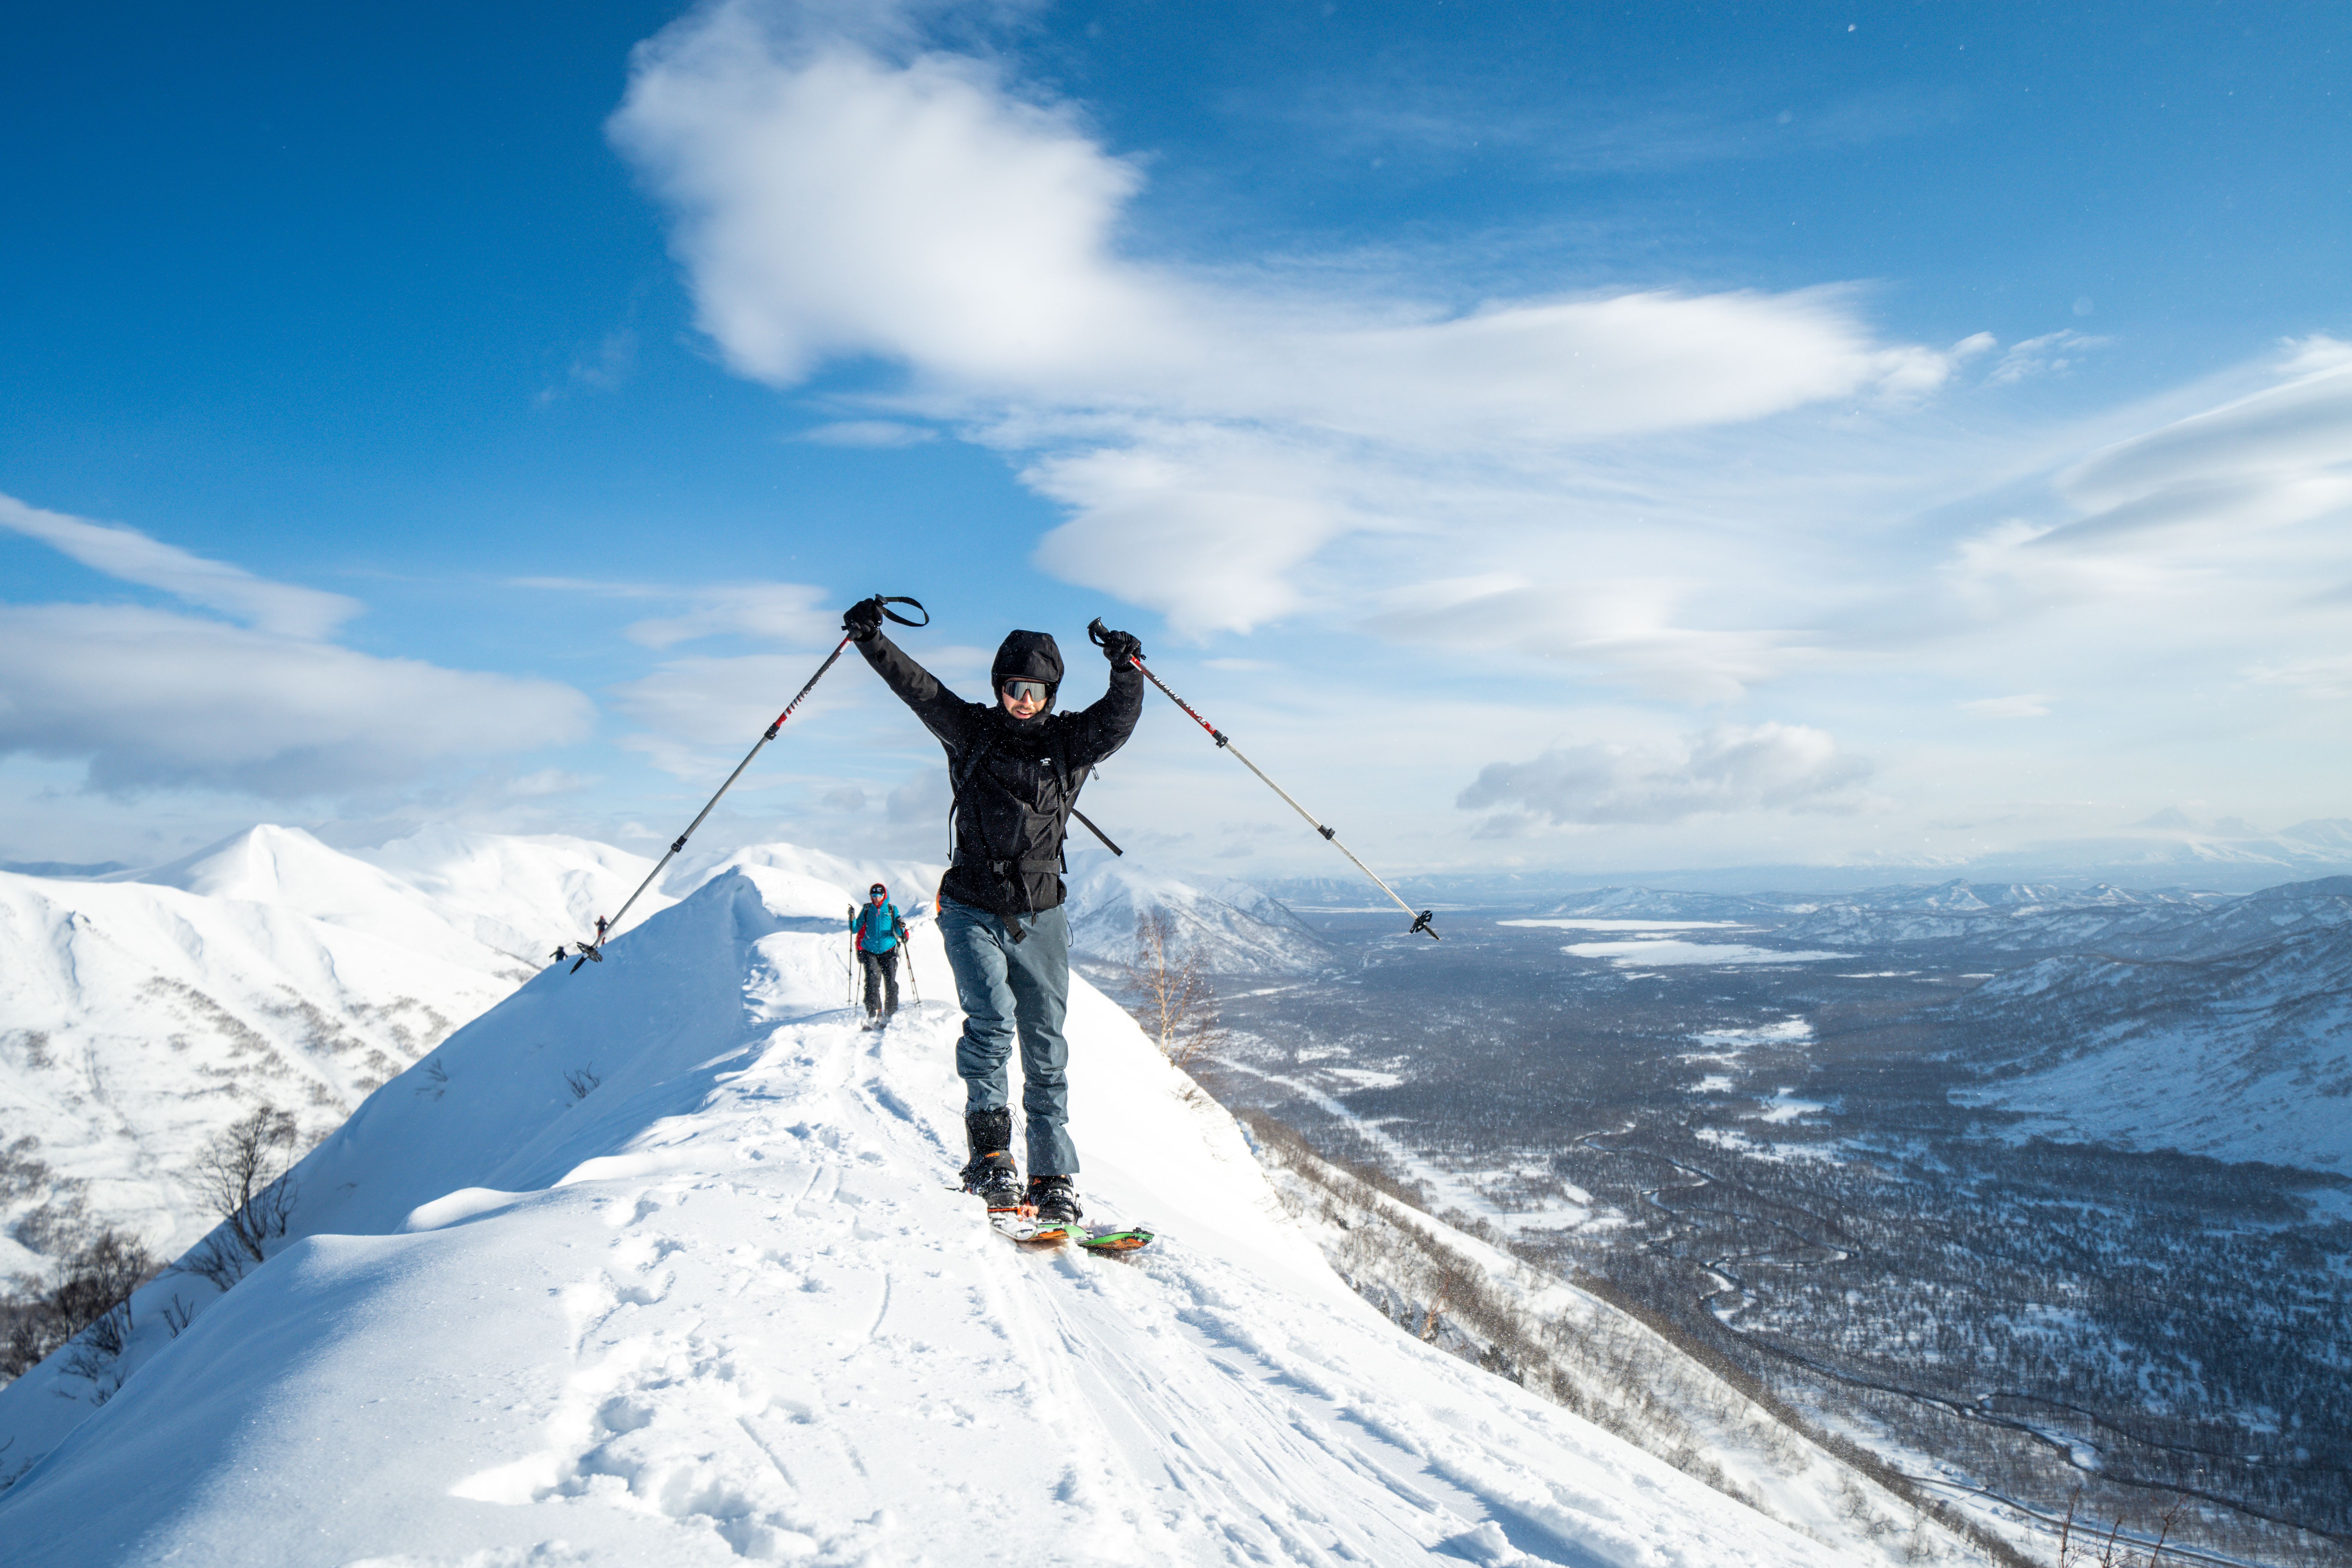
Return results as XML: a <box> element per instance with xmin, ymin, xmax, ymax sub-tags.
<box><xmin>1959</xmin><ymin>694</ymin><xmax>2052</xmax><ymax>718</ymax></box>
<box><xmin>0</xmin><ymin>604</ymin><xmax>592</xmax><ymax>798</ymax></box>
<box><xmin>0</xmin><ymin>493</ymin><xmax>361</xmax><ymax>639</ymax></box>
<box><xmin>2247</xmin><ymin>655</ymin><xmax>2352</xmax><ymax>701</ymax></box>
<box><xmin>2058</xmin><ymin>336</ymin><xmax>2352</xmax><ymax>515</ymax></box>
<box><xmin>0</xmin><ymin>497</ymin><xmax>593</xmax><ymax>800</ymax></box>
<box><xmin>623</xmin><ymin>581</ymin><xmax>837</xmax><ymax>648</ymax></box>
<box><xmin>1457</xmin><ymin>723</ymin><xmax>1872</xmax><ymax>829</ymax></box>
<box><xmin>1025</xmin><ymin>438</ymin><xmax>1355</xmax><ymax>635</ymax></box>
<box><xmin>1942</xmin><ymin>340</ymin><xmax>2352</xmax><ymax>630</ymax></box>
<box><xmin>1985</xmin><ymin>329</ymin><xmax>2108</xmax><ymax>386</ymax></box>
<box><xmin>610</xmin><ymin>0</ymin><xmax>1958</xmax><ymax>635</ymax></box>
<box><xmin>609</xmin><ymin>650</ymin><xmax>870</xmax><ymax>752</ymax></box>
<box><xmin>1364</xmin><ymin>577</ymin><xmax>1803</xmax><ymax>703</ymax></box>
<box><xmin>797</xmin><ymin>420</ymin><xmax>938</xmax><ymax>446</ymax></box>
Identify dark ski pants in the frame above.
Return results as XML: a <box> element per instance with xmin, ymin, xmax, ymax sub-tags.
<box><xmin>937</xmin><ymin>896</ymin><xmax>1077</xmax><ymax>1176</ymax></box>
<box><xmin>859</xmin><ymin>949</ymin><xmax>899</xmax><ymax>1019</ymax></box>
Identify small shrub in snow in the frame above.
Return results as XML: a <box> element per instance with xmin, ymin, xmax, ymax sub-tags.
<box><xmin>0</xmin><ymin>1227</ymin><xmax>159</xmax><ymax>1386</ymax></box>
<box><xmin>181</xmin><ymin>1102</ymin><xmax>302</xmax><ymax>1288</ymax></box>
<box><xmin>1120</xmin><ymin>911</ymin><xmax>1227</xmax><ymax>1067</ymax></box>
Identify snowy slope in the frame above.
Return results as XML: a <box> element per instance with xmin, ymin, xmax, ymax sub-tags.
<box><xmin>350</xmin><ymin>824</ymin><xmax>678</xmax><ymax>960</ymax></box>
<box><xmin>0</xmin><ymin>826</ymin><xmax>686</xmax><ymax>1275</ymax></box>
<box><xmin>1065</xmin><ymin>855</ymin><xmax>1333</xmax><ymax>976</ymax></box>
<box><xmin>1947</xmin><ymin>896</ymin><xmax>2352</xmax><ymax>1170</ymax></box>
<box><xmin>0</xmin><ymin>856</ymin><xmax>1879</xmax><ymax>1567</ymax></box>
<box><xmin>0</xmin><ymin>833</ymin><xmax>528</xmax><ymax>1273</ymax></box>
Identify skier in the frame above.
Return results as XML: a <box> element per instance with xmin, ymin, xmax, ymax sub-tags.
<box><xmin>842</xmin><ymin>596</ymin><xmax>1144</xmax><ymax>1228</ymax></box>
<box><xmin>849</xmin><ymin>881</ymin><xmax>904</xmax><ymax>1027</ymax></box>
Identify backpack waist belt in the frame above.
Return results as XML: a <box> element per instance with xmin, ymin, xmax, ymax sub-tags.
<box><xmin>952</xmin><ymin>852</ymin><xmax>1064</xmax><ymax>874</ymax></box>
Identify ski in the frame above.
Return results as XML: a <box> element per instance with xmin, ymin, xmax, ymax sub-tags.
<box><xmin>1075</xmin><ymin>1226</ymin><xmax>1154</xmax><ymax>1255</ymax></box>
<box><xmin>982</xmin><ymin>1210</ymin><xmax>1154</xmax><ymax>1253</ymax></box>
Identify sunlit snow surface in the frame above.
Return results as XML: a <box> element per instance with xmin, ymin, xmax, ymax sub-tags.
<box><xmin>1559</xmin><ymin>939</ymin><xmax>1852</xmax><ymax>967</ymax></box>
<box><xmin>0</xmin><ymin>862</ymin><xmax>1858</xmax><ymax>1567</ymax></box>
<box><xmin>1498</xmin><ymin>919</ymin><xmax>1751</xmax><ymax>931</ymax></box>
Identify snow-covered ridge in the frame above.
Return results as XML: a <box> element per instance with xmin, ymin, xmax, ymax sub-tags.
<box><xmin>1</xmin><ymin>858</ymin><xmax>1877</xmax><ymax>1567</ymax></box>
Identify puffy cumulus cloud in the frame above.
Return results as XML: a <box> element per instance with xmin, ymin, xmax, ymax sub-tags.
<box><xmin>611</xmin><ymin>0</ymin><xmax>1956</xmax><ymax>637</ymax></box>
<box><xmin>0</xmin><ymin>493</ymin><xmax>360</xmax><ymax>639</ymax></box>
<box><xmin>610</xmin><ymin>9</ymin><xmax>1172</xmax><ymax>389</ymax></box>
<box><xmin>1457</xmin><ymin>723</ymin><xmax>1872</xmax><ymax>831</ymax></box>
<box><xmin>0</xmin><ymin>604</ymin><xmax>593</xmax><ymax>798</ymax></box>
<box><xmin>1025</xmin><ymin>439</ymin><xmax>1358</xmax><ymax>636</ymax></box>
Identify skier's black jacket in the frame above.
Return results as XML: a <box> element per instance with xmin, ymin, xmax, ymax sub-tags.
<box><xmin>858</xmin><ymin>629</ymin><xmax>1143</xmax><ymax>918</ymax></box>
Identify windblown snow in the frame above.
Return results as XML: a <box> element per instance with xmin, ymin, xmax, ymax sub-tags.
<box><xmin>0</xmin><ymin>853</ymin><xmax>1871</xmax><ymax>1567</ymax></box>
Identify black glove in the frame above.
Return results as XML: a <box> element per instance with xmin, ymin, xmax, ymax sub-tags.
<box><xmin>842</xmin><ymin>596</ymin><xmax>886</xmax><ymax>642</ymax></box>
<box><xmin>1097</xmin><ymin>627</ymin><xmax>1142</xmax><ymax>666</ymax></box>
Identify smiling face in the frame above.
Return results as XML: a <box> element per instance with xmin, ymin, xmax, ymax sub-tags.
<box><xmin>998</xmin><ymin>678</ymin><xmax>1048</xmax><ymax>719</ymax></box>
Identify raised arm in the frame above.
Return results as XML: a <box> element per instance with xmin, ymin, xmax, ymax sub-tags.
<box><xmin>853</xmin><ymin>627</ymin><xmax>984</xmax><ymax>749</ymax></box>
<box><xmin>1058</xmin><ymin>639</ymin><xmax>1146</xmax><ymax>769</ymax></box>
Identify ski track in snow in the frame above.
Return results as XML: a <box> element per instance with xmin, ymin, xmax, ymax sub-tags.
<box><xmin>0</xmin><ymin>864</ymin><xmax>1854</xmax><ymax>1567</ymax></box>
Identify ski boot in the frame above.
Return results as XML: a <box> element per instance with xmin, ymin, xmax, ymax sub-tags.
<box><xmin>958</xmin><ymin>1109</ymin><xmax>1024</xmax><ymax>1217</ymax></box>
<box><xmin>1027</xmin><ymin>1174</ymin><xmax>1082</xmax><ymax>1228</ymax></box>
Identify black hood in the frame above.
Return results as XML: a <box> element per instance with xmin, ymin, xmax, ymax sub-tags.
<box><xmin>991</xmin><ymin>630</ymin><xmax>1063</xmax><ymax>718</ymax></box>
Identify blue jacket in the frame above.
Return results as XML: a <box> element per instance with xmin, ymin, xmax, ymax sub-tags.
<box><xmin>851</xmin><ymin>901</ymin><xmax>902</xmax><ymax>953</ymax></box>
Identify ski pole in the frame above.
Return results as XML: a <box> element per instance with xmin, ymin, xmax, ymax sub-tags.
<box><xmin>847</xmin><ymin>903</ymin><xmax>859</xmax><ymax>1010</ymax></box>
<box><xmin>903</xmin><ymin>903</ymin><xmax>922</xmax><ymax>1008</ymax></box>
<box><xmin>1089</xmin><ymin>619</ymin><xmax>1436</xmax><ymax>941</ymax></box>
<box><xmin>569</xmin><ymin>596</ymin><xmax>930</xmax><ymax>971</ymax></box>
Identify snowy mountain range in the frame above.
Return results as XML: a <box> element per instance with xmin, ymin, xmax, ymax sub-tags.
<box><xmin>0</xmin><ymin>826</ymin><xmax>949</xmax><ymax>1282</ymax></box>
<box><xmin>1943</xmin><ymin>877</ymin><xmax>2352</xmax><ymax>1169</ymax></box>
<box><xmin>1062</xmin><ymin>853</ymin><xmax>1334</xmax><ymax>977</ymax></box>
<box><xmin>1541</xmin><ymin>874</ymin><xmax>2352</xmax><ymax>1169</ymax></box>
<box><xmin>0</xmin><ymin>847</ymin><xmax>1975</xmax><ymax>1567</ymax></box>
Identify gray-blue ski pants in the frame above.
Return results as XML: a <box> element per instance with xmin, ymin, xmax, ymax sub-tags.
<box><xmin>937</xmin><ymin>896</ymin><xmax>1078</xmax><ymax>1176</ymax></box>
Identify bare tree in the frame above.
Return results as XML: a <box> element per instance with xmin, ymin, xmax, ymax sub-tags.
<box><xmin>183</xmin><ymin>1103</ymin><xmax>301</xmax><ymax>1289</ymax></box>
<box><xmin>1</xmin><ymin>1227</ymin><xmax>158</xmax><ymax>1383</ymax></box>
<box><xmin>1120</xmin><ymin>910</ymin><xmax>1227</xmax><ymax>1066</ymax></box>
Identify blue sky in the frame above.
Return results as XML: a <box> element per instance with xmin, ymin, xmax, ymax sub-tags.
<box><xmin>3</xmin><ymin>0</ymin><xmax>2348</xmax><ymax>881</ymax></box>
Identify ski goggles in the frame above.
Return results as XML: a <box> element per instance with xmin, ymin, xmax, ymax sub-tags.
<box><xmin>868</xmin><ymin>885</ymin><xmax>887</xmax><ymax>898</ymax></box>
<box><xmin>998</xmin><ymin>678</ymin><xmax>1050</xmax><ymax>703</ymax></box>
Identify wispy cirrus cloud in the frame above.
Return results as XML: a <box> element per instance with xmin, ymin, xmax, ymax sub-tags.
<box><xmin>0</xmin><ymin>493</ymin><xmax>361</xmax><ymax>639</ymax></box>
<box><xmin>0</xmin><ymin>496</ymin><xmax>592</xmax><ymax>798</ymax></box>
